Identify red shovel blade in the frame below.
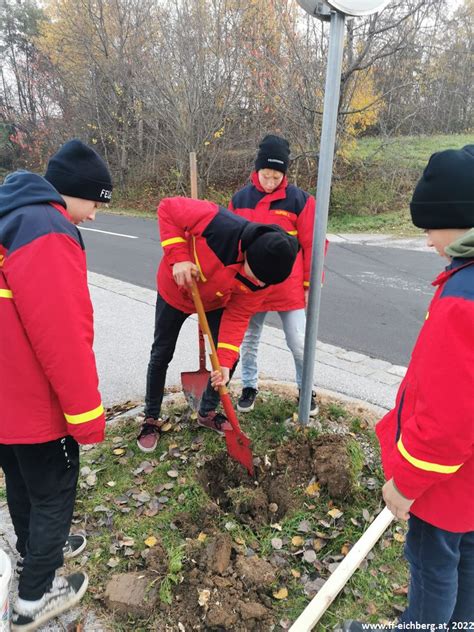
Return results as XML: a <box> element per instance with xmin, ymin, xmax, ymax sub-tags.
<box><xmin>181</xmin><ymin>369</ymin><xmax>210</xmax><ymax>411</ymax></box>
<box><xmin>222</xmin><ymin>425</ymin><xmax>254</xmax><ymax>477</ymax></box>
<box><xmin>220</xmin><ymin>391</ymin><xmax>254</xmax><ymax>476</ymax></box>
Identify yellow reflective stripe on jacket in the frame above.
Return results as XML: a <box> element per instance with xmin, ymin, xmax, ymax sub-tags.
<box><xmin>0</xmin><ymin>289</ymin><xmax>13</xmax><ymax>299</ymax></box>
<box><xmin>65</xmin><ymin>404</ymin><xmax>104</xmax><ymax>425</ymax></box>
<box><xmin>161</xmin><ymin>237</ymin><xmax>186</xmax><ymax>248</ymax></box>
<box><xmin>288</xmin><ymin>230</ymin><xmax>298</xmax><ymax>236</ymax></box>
<box><xmin>397</xmin><ymin>436</ymin><xmax>463</xmax><ymax>474</ymax></box>
<box><xmin>303</xmin><ymin>281</ymin><xmax>310</xmax><ymax>288</ymax></box>
<box><xmin>217</xmin><ymin>342</ymin><xmax>240</xmax><ymax>353</ymax></box>
<box><xmin>192</xmin><ymin>236</ymin><xmax>207</xmax><ymax>282</ymax></box>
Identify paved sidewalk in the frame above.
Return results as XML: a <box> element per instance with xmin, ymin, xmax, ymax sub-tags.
<box><xmin>328</xmin><ymin>233</ymin><xmax>429</xmax><ymax>252</ymax></box>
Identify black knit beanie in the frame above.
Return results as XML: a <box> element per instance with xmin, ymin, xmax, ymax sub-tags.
<box><xmin>410</xmin><ymin>144</ymin><xmax>474</xmax><ymax>229</ymax></box>
<box><xmin>45</xmin><ymin>139</ymin><xmax>113</xmax><ymax>203</ymax></box>
<box><xmin>243</xmin><ymin>224</ymin><xmax>299</xmax><ymax>285</ymax></box>
<box><xmin>255</xmin><ymin>135</ymin><xmax>290</xmax><ymax>174</ymax></box>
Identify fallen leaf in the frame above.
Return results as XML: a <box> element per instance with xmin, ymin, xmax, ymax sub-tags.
<box><xmin>327</xmin><ymin>508</ymin><xmax>343</xmax><ymax>519</ymax></box>
<box><xmin>272</xmin><ymin>587</ymin><xmax>288</xmax><ymax>600</ymax></box>
<box><xmin>291</xmin><ymin>569</ymin><xmax>301</xmax><ymax>578</ymax></box>
<box><xmin>198</xmin><ymin>589</ymin><xmax>211</xmax><ymax>607</ymax></box>
<box><xmin>303</xmin><ymin>550</ymin><xmax>317</xmax><ymax>563</ymax></box>
<box><xmin>393</xmin><ymin>584</ymin><xmax>408</xmax><ymax>595</ymax></box>
<box><xmin>297</xmin><ymin>520</ymin><xmax>311</xmax><ymax>533</ymax></box>
<box><xmin>197</xmin><ymin>532</ymin><xmax>207</xmax><ymax>542</ymax></box>
<box><xmin>161</xmin><ymin>422</ymin><xmax>172</xmax><ymax>432</ymax></box>
<box><xmin>271</xmin><ymin>523</ymin><xmax>283</xmax><ymax>531</ymax></box>
<box><xmin>291</xmin><ymin>536</ymin><xmax>304</xmax><ymax>547</ymax></box>
<box><xmin>167</xmin><ymin>470</ymin><xmax>179</xmax><ymax>478</ymax></box>
<box><xmin>269</xmin><ymin>503</ymin><xmax>278</xmax><ymax>513</ymax></box>
<box><xmin>305</xmin><ymin>482</ymin><xmax>321</xmax><ymax>496</ymax></box>
<box><xmin>85</xmin><ymin>473</ymin><xmax>97</xmax><ymax>487</ymax></box>
<box><xmin>310</xmin><ymin>540</ymin><xmax>325</xmax><ymax>557</ymax></box>
<box><xmin>106</xmin><ymin>481</ymin><xmax>116</xmax><ymax>487</ymax></box>
<box><xmin>234</xmin><ymin>536</ymin><xmax>245</xmax><ymax>545</ymax></box>
<box><xmin>367</xmin><ymin>602</ymin><xmax>378</xmax><ymax>615</ymax></box>
<box><xmin>107</xmin><ymin>557</ymin><xmax>120</xmax><ymax>568</ymax></box>
<box><xmin>144</xmin><ymin>536</ymin><xmax>158</xmax><ymax>547</ymax></box>
<box><xmin>113</xmin><ymin>448</ymin><xmax>125</xmax><ymax>456</ymax></box>
<box><xmin>341</xmin><ymin>543</ymin><xmax>351</xmax><ymax>556</ymax></box>
<box><xmin>362</xmin><ymin>508</ymin><xmax>371</xmax><ymax>522</ymax></box>
<box><xmin>393</xmin><ymin>533</ymin><xmax>406</xmax><ymax>543</ymax></box>
<box><xmin>271</xmin><ymin>537</ymin><xmax>283</xmax><ymax>550</ymax></box>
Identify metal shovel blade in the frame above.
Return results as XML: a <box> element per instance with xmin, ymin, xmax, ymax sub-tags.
<box><xmin>181</xmin><ymin>369</ymin><xmax>210</xmax><ymax>410</ymax></box>
<box><xmin>181</xmin><ymin>327</ymin><xmax>210</xmax><ymax>410</ymax></box>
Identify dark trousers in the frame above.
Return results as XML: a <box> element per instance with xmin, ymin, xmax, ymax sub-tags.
<box><xmin>397</xmin><ymin>514</ymin><xmax>474</xmax><ymax>629</ymax></box>
<box><xmin>0</xmin><ymin>437</ymin><xmax>79</xmax><ymax>600</ymax></box>
<box><xmin>145</xmin><ymin>293</ymin><xmax>238</xmax><ymax>419</ymax></box>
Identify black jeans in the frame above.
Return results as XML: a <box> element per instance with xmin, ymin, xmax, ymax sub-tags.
<box><xmin>145</xmin><ymin>293</ymin><xmax>238</xmax><ymax>419</ymax></box>
<box><xmin>0</xmin><ymin>437</ymin><xmax>79</xmax><ymax>600</ymax></box>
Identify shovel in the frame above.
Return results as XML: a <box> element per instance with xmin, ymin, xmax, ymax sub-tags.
<box><xmin>190</xmin><ymin>280</ymin><xmax>255</xmax><ymax>476</ymax></box>
<box><xmin>181</xmin><ymin>327</ymin><xmax>210</xmax><ymax>410</ymax></box>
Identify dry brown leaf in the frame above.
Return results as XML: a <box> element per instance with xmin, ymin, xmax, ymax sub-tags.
<box><xmin>161</xmin><ymin>422</ymin><xmax>172</xmax><ymax>432</ymax></box>
<box><xmin>290</xmin><ymin>569</ymin><xmax>301</xmax><ymax>579</ymax></box>
<box><xmin>197</xmin><ymin>532</ymin><xmax>207</xmax><ymax>542</ymax></box>
<box><xmin>291</xmin><ymin>536</ymin><xmax>305</xmax><ymax>547</ymax></box>
<box><xmin>393</xmin><ymin>533</ymin><xmax>406</xmax><ymax>543</ymax></box>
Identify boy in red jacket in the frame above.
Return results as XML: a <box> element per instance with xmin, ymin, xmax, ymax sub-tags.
<box><xmin>340</xmin><ymin>145</ymin><xmax>474</xmax><ymax>631</ymax></box>
<box><xmin>0</xmin><ymin>140</ymin><xmax>112</xmax><ymax>630</ymax></box>
<box><xmin>137</xmin><ymin>196</ymin><xmax>299</xmax><ymax>452</ymax></box>
<box><xmin>229</xmin><ymin>135</ymin><xmax>319</xmax><ymax>415</ymax></box>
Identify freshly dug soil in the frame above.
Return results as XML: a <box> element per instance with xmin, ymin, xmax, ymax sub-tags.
<box><xmin>148</xmin><ymin>435</ymin><xmax>354</xmax><ymax>630</ymax></box>
<box><xmin>198</xmin><ymin>434</ymin><xmax>353</xmax><ymax>528</ymax></box>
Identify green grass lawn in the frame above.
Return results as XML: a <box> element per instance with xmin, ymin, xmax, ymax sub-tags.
<box><xmin>66</xmin><ymin>393</ymin><xmax>408</xmax><ymax>630</ymax></box>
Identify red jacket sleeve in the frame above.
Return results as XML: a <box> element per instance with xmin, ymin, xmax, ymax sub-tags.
<box><xmin>5</xmin><ymin>233</ymin><xmax>105</xmax><ymax>444</ymax></box>
<box><xmin>217</xmin><ymin>289</ymin><xmax>266</xmax><ymax>367</ymax></box>
<box><xmin>391</xmin><ymin>298</ymin><xmax>474</xmax><ymax>500</ymax></box>
<box><xmin>158</xmin><ymin>197</ymin><xmax>219</xmax><ymax>265</ymax></box>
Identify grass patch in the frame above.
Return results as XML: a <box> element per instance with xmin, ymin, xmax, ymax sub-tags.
<box><xmin>64</xmin><ymin>393</ymin><xmax>408</xmax><ymax>629</ymax></box>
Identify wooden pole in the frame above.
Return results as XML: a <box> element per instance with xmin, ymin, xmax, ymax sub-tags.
<box><xmin>189</xmin><ymin>152</ymin><xmax>198</xmax><ymax>199</ymax></box>
<box><xmin>289</xmin><ymin>507</ymin><xmax>394</xmax><ymax>631</ymax></box>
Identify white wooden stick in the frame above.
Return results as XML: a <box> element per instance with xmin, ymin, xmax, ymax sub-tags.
<box><xmin>289</xmin><ymin>507</ymin><xmax>395</xmax><ymax>632</ymax></box>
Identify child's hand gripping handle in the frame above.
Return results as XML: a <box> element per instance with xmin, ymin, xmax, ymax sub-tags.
<box><xmin>190</xmin><ymin>280</ymin><xmax>241</xmax><ymax>432</ymax></box>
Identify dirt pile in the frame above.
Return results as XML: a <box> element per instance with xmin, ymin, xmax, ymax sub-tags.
<box><xmin>198</xmin><ymin>434</ymin><xmax>353</xmax><ymax>528</ymax></box>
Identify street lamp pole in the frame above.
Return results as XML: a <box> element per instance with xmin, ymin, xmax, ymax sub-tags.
<box><xmin>298</xmin><ymin>8</ymin><xmax>346</xmax><ymax>424</ymax></box>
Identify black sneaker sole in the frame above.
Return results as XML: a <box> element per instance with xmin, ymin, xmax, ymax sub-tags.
<box><xmin>11</xmin><ymin>573</ymin><xmax>89</xmax><ymax>631</ymax></box>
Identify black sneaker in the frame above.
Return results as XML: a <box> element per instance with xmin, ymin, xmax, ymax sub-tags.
<box><xmin>197</xmin><ymin>411</ymin><xmax>230</xmax><ymax>435</ymax></box>
<box><xmin>16</xmin><ymin>535</ymin><xmax>86</xmax><ymax>577</ymax></box>
<box><xmin>11</xmin><ymin>572</ymin><xmax>88</xmax><ymax>631</ymax></box>
<box><xmin>63</xmin><ymin>534</ymin><xmax>87</xmax><ymax>559</ymax></box>
<box><xmin>298</xmin><ymin>390</ymin><xmax>320</xmax><ymax>417</ymax></box>
<box><xmin>237</xmin><ymin>387</ymin><xmax>258</xmax><ymax>412</ymax></box>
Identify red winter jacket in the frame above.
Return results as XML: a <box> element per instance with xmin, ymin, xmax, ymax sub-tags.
<box><xmin>156</xmin><ymin>197</ymin><xmax>274</xmax><ymax>368</ymax></box>
<box><xmin>376</xmin><ymin>259</ymin><xmax>474</xmax><ymax>532</ymax></box>
<box><xmin>229</xmin><ymin>172</ymin><xmax>316</xmax><ymax>311</ymax></box>
<box><xmin>0</xmin><ymin>171</ymin><xmax>105</xmax><ymax>445</ymax></box>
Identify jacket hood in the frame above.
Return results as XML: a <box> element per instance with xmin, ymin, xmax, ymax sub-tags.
<box><xmin>445</xmin><ymin>228</ymin><xmax>474</xmax><ymax>259</ymax></box>
<box><xmin>0</xmin><ymin>171</ymin><xmax>65</xmax><ymax>218</ymax></box>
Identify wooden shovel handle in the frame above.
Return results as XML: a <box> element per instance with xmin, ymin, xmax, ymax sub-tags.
<box><xmin>190</xmin><ymin>280</ymin><xmax>228</xmax><ymax>393</ymax></box>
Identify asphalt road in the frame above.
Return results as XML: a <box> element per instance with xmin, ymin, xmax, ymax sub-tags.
<box><xmin>81</xmin><ymin>213</ymin><xmax>441</xmax><ymax>366</ymax></box>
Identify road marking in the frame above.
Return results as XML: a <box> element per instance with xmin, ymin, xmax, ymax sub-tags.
<box><xmin>80</xmin><ymin>227</ymin><xmax>138</xmax><ymax>239</ymax></box>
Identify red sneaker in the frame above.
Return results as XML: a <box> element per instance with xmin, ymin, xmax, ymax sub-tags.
<box><xmin>197</xmin><ymin>411</ymin><xmax>230</xmax><ymax>435</ymax></box>
<box><xmin>137</xmin><ymin>418</ymin><xmax>162</xmax><ymax>452</ymax></box>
